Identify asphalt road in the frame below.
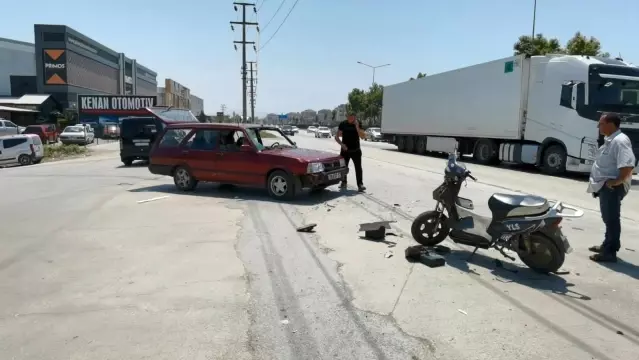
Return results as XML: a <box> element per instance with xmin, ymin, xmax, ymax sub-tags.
<box><xmin>1</xmin><ymin>136</ymin><xmax>638</xmax><ymax>360</ymax></box>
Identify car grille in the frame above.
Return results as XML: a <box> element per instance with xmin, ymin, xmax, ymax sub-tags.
<box><xmin>323</xmin><ymin>160</ymin><xmax>341</xmax><ymax>171</ymax></box>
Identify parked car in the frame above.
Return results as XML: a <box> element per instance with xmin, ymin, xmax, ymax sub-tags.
<box><xmin>307</xmin><ymin>126</ymin><xmax>317</xmax><ymax>133</ymax></box>
<box><xmin>0</xmin><ymin>119</ymin><xmax>23</xmax><ymax>136</ymax></box>
<box><xmin>148</xmin><ymin>123</ymin><xmax>348</xmax><ymax>199</ymax></box>
<box><xmin>120</xmin><ymin>107</ymin><xmax>200</xmax><ymax>166</ymax></box>
<box><xmin>103</xmin><ymin>123</ymin><xmax>120</xmax><ymax>139</ymax></box>
<box><xmin>315</xmin><ymin>126</ymin><xmax>331</xmax><ymax>138</ymax></box>
<box><xmin>0</xmin><ymin>134</ymin><xmax>44</xmax><ymax>166</ymax></box>
<box><xmin>292</xmin><ymin>126</ymin><xmax>300</xmax><ymax>133</ymax></box>
<box><xmin>59</xmin><ymin>125</ymin><xmax>95</xmax><ymax>145</ymax></box>
<box><xmin>364</xmin><ymin>127</ymin><xmax>382</xmax><ymax>142</ymax></box>
<box><xmin>23</xmin><ymin>124</ymin><xmax>59</xmax><ymax>144</ymax></box>
<box><xmin>281</xmin><ymin>125</ymin><xmax>295</xmax><ymax>136</ymax></box>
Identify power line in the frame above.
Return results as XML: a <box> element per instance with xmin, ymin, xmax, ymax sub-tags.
<box><xmin>259</xmin><ymin>0</ymin><xmax>301</xmax><ymax>51</ymax></box>
<box><xmin>261</xmin><ymin>0</ymin><xmax>287</xmax><ymax>31</ymax></box>
<box><xmin>257</xmin><ymin>0</ymin><xmax>268</xmax><ymax>11</ymax></box>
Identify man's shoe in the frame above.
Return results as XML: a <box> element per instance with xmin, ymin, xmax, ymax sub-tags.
<box><xmin>588</xmin><ymin>245</ymin><xmax>603</xmax><ymax>253</ymax></box>
<box><xmin>357</xmin><ymin>185</ymin><xmax>366</xmax><ymax>192</ymax></box>
<box><xmin>589</xmin><ymin>253</ymin><xmax>617</xmax><ymax>263</ymax></box>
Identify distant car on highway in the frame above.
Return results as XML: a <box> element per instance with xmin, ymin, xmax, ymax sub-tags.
<box><xmin>281</xmin><ymin>125</ymin><xmax>295</xmax><ymax>136</ymax></box>
<box><xmin>364</xmin><ymin>127</ymin><xmax>382</xmax><ymax>142</ymax></box>
<box><xmin>307</xmin><ymin>126</ymin><xmax>317</xmax><ymax>133</ymax></box>
<box><xmin>59</xmin><ymin>125</ymin><xmax>95</xmax><ymax>145</ymax></box>
<box><xmin>148</xmin><ymin>123</ymin><xmax>349</xmax><ymax>199</ymax></box>
<box><xmin>0</xmin><ymin>134</ymin><xmax>44</xmax><ymax>166</ymax></box>
<box><xmin>315</xmin><ymin>126</ymin><xmax>331</xmax><ymax>138</ymax></box>
<box><xmin>292</xmin><ymin>126</ymin><xmax>299</xmax><ymax>133</ymax></box>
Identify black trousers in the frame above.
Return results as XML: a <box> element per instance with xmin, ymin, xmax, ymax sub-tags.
<box><xmin>340</xmin><ymin>149</ymin><xmax>363</xmax><ymax>186</ymax></box>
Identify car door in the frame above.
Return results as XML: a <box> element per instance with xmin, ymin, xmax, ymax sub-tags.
<box><xmin>0</xmin><ymin>138</ymin><xmax>26</xmax><ymax>163</ymax></box>
<box><xmin>181</xmin><ymin>129</ymin><xmax>223</xmax><ymax>182</ymax></box>
<box><xmin>215</xmin><ymin>129</ymin><xmax>263</xmax><ymax>185</ymax></box>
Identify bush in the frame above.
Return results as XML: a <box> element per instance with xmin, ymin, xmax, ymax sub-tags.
<box><xmin>44</xmin><ymin>144</ymin><xmax>88</xmax><ymax>160</ymax></box>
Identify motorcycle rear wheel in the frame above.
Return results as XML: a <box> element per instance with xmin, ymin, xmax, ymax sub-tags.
<box><xmin>411</xmin><ymin>211</ymin><xmax>450</xmax><ymax>246</ymax></box>
<box><xmin>517</xmin><ymin>233</ymin><xmax>564</xmax><ymax>273</ymax></box>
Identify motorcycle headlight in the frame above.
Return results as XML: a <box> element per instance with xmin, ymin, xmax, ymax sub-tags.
<box><xmin>306</xmin><ymin>162</ymin><xmax>325</xmax><ymax>174</ymax></box>
<box><xmin>339</xmin><ymin>158</ymin><xmax>346</xmax><ymax>167</ymax></box>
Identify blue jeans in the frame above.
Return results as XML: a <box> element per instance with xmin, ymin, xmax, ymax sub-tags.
<box><xmin>599</xmin><ymin>185</ymin><xmax>627</xmax><ymax>254</ymax></box>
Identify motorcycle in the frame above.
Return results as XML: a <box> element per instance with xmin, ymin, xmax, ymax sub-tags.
<box><xmin>411</xmin><ymin>152</ymin><xmax>583</xmax><ymax>273</ymax></box>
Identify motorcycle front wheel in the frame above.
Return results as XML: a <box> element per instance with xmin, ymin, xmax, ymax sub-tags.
<box><xmin>517</xmin><ymin>232</ymin><xmax>564</xmax><ymax>273</ymax></box>
<box><xmin>411</xmin><ymin>211</ymin><xmax>450</xmax><ymax>246</ymax></box>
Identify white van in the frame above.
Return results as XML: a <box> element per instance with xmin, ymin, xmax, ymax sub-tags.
<box><xmin>0</xmin><ymin>134</ymin><xmax>44</xmax><ymax>166</ymax></box>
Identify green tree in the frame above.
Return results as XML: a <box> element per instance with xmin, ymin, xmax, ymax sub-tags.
<box><xmin>347</xmin><ymin>88</ymin><xmax>367</xmax><ymax>116</ymax></box>
<box><xmin>565</xmin><ymin>32</ymin><xmax>609</xmax><ymax>57</ymax></box>
<box><xmin>197</xmin><ymin>111</ymin><xmax>208</xmax><ymax>123</ymax></box>
<box><xmin>513</xmin><ymin>33</ymin><xmax>563</xmax><ymax>56</ymax></box>
<box><xmin>409</xmin><ymin>72</ymin><xmax>427</xmax><ymax>81</ymax></box>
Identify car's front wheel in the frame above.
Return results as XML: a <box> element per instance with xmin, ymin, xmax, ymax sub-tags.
<box><xmin>173</xmin><ymin>166</ymin><xmax>198</xmax><ymax>191</ymax></box>
<box><xmin>267</xmin><ymin>170</ymin><xmax>295</xmax><ymax>199</ymax></box>
<box><xmin>18</xmin><ymin>154</ymin><xmax>32</xmax><ymax>166</ymax></box>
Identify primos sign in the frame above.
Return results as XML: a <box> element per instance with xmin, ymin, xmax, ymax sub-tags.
<box><xmin>77</xmin><ymin>95</ymin><xmax>157</xmax><ymax>114</ymax></box>
<box><xmin>43</xmin><ymin>49</ymin><xmax>67</xmax><ymax>85</ymax></box>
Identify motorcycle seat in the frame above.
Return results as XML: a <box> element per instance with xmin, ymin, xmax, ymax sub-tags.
<box><xmin>488</xmin><ymin>193</ymin><xmax>550</xmax><ymax>219</ymax></box>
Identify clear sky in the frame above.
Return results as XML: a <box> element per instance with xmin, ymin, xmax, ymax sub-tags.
<box><xmin>3</xmin><ymin>0</ymin><xmax>637</xmax><ymax>116</ymax></box>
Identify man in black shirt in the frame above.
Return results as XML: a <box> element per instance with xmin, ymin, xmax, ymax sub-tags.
<box><xmin>335</xmin><ymin>116</ymin><xmax>366</xmax><ymax>192</ymax></box>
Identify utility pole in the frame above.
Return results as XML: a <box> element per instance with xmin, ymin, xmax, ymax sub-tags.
<box><xmin>247</xmin><ymin>61</ymin><xmax>257</xmax><ymax>123</ymax></box>
<box><xmin>357</xmin><ymin>61</ymin><xmax>391</xmax><ymax>87</ymax></box>
<box><xmin>231</xmin><ymin>2</ymin><xmax>258</xmax><ymax>123</ymax></box>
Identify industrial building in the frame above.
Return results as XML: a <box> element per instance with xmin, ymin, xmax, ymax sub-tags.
<box><xmin>157</xmin><ymin>79</ymin><xmax>205</xmax><ymax>115</ymax></box>
<box><xmin>0</xmin><ymin>37</ymin><xmax>36</xmax><ymax>97</ymax></box>
<box><xmin>34</xmin><ymin>24</ymin><xmax>158</xmax><ymax>110</ymax></box>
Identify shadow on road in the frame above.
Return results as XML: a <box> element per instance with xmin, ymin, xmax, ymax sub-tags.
<box><xmin>128</xmin><ymin>182</ymin><xmax>358</xmax><ymax>207</ymax></box>
<box><xmin>443</xmin><ymin>248</ymin><xmax>592</xmax><ymax>300</ymax></box>
<box><xmin>599</xmin><ymin>258</ymin><xmax>639</xmax><ymax>280</ymax></box>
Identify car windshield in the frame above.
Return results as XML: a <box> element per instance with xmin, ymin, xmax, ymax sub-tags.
<box><xmin>147</xmin><ymin>107</ymin><xmax>199</xmax><ymax>123</ymax></box>
<box><xmin>369</xmin><ymin>127</ymin><xmax>380</xmax><ymax>133</ymax></box>
<box><xmin>246</xmin><ymin>127</ymin><xmax>295</xmax><ymax>151</ymax></box>
<box><xmin>282</xmin><ymin>126</ymin><xmax>292</xmax><ymax>130</ymax></box>
<box><xmin>63</xmin><ymin>126</ymin><xmax>84</xmax><ymax>133</ymax></box>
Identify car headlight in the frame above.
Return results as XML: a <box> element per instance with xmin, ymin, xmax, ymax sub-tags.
<box><xmin>339</xmin><ymin>158</ymin><xmax>346</xmax><ymax>167</ymax></box>
<box><xmin>307</xmin><ymin>162</ymin><xmax>325</xmax><ymax>173</ymax></box>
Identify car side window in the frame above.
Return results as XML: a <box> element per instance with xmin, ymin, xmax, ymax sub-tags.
<box><xmin>159</xmin><ymin>129</ymin><xmax>190</xmax><ymax>148</ymax></box>
<box><xmin>3</xmin><ymin>138</ymin><xmax>27</xmax><ymax>148</ymax></box>
<box><xmin>184</xmin><ymin>130</ymin><xmax>220</xmax><ymax>151</ymax></box>
<box><xmin>4</xmin><ymin>121</ymin><xmax>17</xmax><ymax>128</ymax></box>
<box><xmin>219</xmin><ymin>130</ymin><xmax>245</xmax><ymax>152</ymax></box>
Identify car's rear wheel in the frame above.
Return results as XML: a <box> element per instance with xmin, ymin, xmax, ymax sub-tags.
<box><xmin>267</xmin><ymin>170</ymin><xmax>295</xmax><ymax>199</ymax></box>
<box><xmin>18</xmin><ymin>154</ymin><xmax>32</xmax><ymax>166</ymax></box>
<box><xmin>173</xmin><ymin>166</ymin><xmax>198</xmax><ymax>191</ymax></box>
<box><xmin>122</xmin><ymin>158</ymin><xmax>133</xmax><ymax>167</ymax></box>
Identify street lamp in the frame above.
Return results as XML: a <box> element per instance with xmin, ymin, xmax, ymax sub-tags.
<box><xmin>357</xmin><ymin>61</ymin><xmax>391</xmax><ymax>86</ymax></box>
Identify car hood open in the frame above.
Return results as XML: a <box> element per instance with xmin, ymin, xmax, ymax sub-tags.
<box><xmin>265</xmin><ymin>147</ymin><xmax>340</xmax><ymax>162</ymax></box>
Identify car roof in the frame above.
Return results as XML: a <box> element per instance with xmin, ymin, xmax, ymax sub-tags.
<box><xmin>165</xmin><ymin>122</ymin><xmax>278</xmax><ymax>130</ymax></box>
<box><xmin>0</xmin><ymin>134</ymin><xmax>34</xmax><ymax>140</ymax></box>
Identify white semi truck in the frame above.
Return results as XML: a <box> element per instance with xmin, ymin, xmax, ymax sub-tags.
<box><xmin>381</xmin><ymin>54</ymin><xmax>639</xmax><ymax>174</ymax></box>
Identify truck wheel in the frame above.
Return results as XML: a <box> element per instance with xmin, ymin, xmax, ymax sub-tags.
<box><xmin>542</xmin><ymin>145</ymin><xmax>566</xmax><ymax>175</ymax></box>
<box><xmin>397</xmin><ymin>136</ymin><xmax>407</xmax><ymax>152</ymax></box>
<box><xmin>405</xmin><ymin>136</ymin><xmax>415</xmax><ymax>153</ymax></box>
<box><xmin>415</xmin><ymin>137</ymin><xmax>427</xmax><ymax>154</ymax></box>
<box><xmin>473</xmin><ymin>139</ymin><xmax>498</xmax><ymax>165</ymax></box>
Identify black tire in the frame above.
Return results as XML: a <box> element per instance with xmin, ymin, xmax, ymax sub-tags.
<box><xmin>517</xmin><ymin>232</ymin><xmax>565</xmax><ymax>273</ymax></box>
<box><xmin>415</xmin><ymin>136</ymin><xmax>427</xmax><ymax>154</ymax></box>
<box><xmin>410</xmin><ymin>211</ymin><xmax>450</xmax><ymax>246</ymax></box>
<box><xmin>473</xmin><ymin>139</ymin><xmax>498</xmax><ymax>164</ymax></box>
<box><xmin>173</xmin><ymin>166</ymin><xmax>198</xmax><ymax>191</ymax></box>
<box><xmin>18</xmin><ymin>154</ymin><xmax>32</xmax><ymax>166</ymax></box>
<box><xmin>397</xmin><ymin>136</ymin><xmax>406</xmax><ymax>152</ymax></box>
<box><xmin>122</xmin><ymin>158</ymin><xmax>133</xmax><ymax>167</ymax></box>
<box><xmin>541</xmin><ymin>145</ymin><xmax>567</xmax><ymax>175</ymax></box>
<box><xmin>33</xmin><ymin>159</ymin><xmax>42</xmax><ymax>164</ymax></box>
<box><xmin>266</xmin><ymin>170</ymin><xmax>296</xmax><ymax>199</ymax></box>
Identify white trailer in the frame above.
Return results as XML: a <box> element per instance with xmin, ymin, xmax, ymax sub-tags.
<box><xmin>381</xmin><ymin>55</ymin><xmax>639</xmax><ymax>174</ymax></box>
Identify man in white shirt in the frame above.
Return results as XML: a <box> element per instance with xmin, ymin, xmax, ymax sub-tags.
<box><xmin>587</xmin><ymin>113</ymin><xmax>636</xmax><ymax>263</ymax></box>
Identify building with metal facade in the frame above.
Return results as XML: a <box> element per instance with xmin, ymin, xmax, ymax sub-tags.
<box><xmin>0</xmin><ymin>37</ymin><xmax>36</xmax><ymax>96</ymax></box>
<box><xmin>34</xmin><ymin>24</ymin><xmax>158</xmax><ymax>110</ymax></box>
<box><xmin>189</xmin><ymin>94</ymin><xmax>204</xmax><ymax>115</ymax></box>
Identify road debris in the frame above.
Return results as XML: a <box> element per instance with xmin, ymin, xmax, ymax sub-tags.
<box><xmin>296</xmin><ymin>223</ymin><xmax>317</xmax><ymax>233</ymax></box>
<box><xmin>404</xmin><ymin>245</ymin><xmax>446</xmax><ymax>267</ymax></box>
<box><xmin>137</xmin><ymin>195</ymin><xmax>169</xmax><ymax>204</ymax></box>
<box><xmin>384</xmin><ymin>251</ymin><xmax>394</xmax><ymax>258</ymax></box>
<box><xmin>359</xmin><ymin>220</ymin><xmax>396</xmax><ymax>240</ymax></box>
<box><xmin>280</xmin><ymin>319</ymin><xmax>289</xmax><ymax>325</ymax></box>
<box><xmin>393</xmin><ymin>203</ymin><xmax>400</xmax><ymax>207</ymax></box>
<box><xmin>626</xmin><ymin>248</ymin><xmax>636</xmax><ymax>252</ymax></box>
<box><xmin>457</xmin><ymin>309</ymin><xmax>468</xmax><ymax>315</ymax></box>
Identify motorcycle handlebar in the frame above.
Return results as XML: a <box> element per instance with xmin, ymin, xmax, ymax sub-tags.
<box><xmin>466</xmin><ymin>172</ymin><xmax>477</xmax><ymax>181</ymax></box>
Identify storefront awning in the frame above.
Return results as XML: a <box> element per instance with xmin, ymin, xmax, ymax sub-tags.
<box><xmin>0</xmin><ymin>105</ymin><xmax>39</xmax><ymax>113</ymax></box>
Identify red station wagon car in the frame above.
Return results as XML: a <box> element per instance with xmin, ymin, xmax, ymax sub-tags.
<box><xmin>148</xmin><ymin>123</ymin><xmax>348</xmax><ymax>199</ymax></box>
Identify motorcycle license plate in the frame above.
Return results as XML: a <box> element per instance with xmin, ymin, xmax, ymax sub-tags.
<box><xmin>560</xmin><ymin>233</ymin><xmax>573</xmax><ymax>254</ymax></box>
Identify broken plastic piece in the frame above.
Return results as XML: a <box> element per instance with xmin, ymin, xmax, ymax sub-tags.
<box><xmin>297</xmin><ymin>223</ymin><xmax>317</xmax><ymax>233</ymax></box>
<box><xmin>404</xmin><ymin>245</ymin><xmax>446</xmax><ymax>268</ymax></box>
<box><xmin>359</xmin><ymin>220</ymin><xmax>395</xmax><ymax>240</ymax></box>
<box><xmin>384</xmin><ymin>251</ymin><xmax>393</xmax><ymax>258</ymax></box>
